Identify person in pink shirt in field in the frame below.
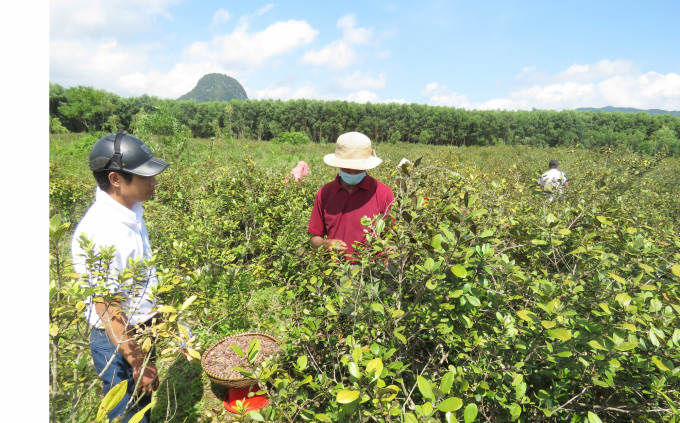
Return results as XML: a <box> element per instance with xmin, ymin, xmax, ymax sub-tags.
<box><xmin>285</xmin><ymin>161</ymin><xmax>309</xmax><ymax>182</ymax></box>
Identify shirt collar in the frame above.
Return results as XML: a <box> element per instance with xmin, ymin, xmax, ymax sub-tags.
<box><xmin>95</xmin><ymin>186</ymin><xmax>144</xmax><ymax>226</ymax></box>
<box><xmin>333</xmin><ymin>172</ymin><xmax>372</xmax><ymax>193</ymax></box>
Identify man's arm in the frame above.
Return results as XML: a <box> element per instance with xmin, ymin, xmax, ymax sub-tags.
<box><xmin>311</xmin><ymin>235</ymin><xmax>348</xmax><ymax>253</ymax></box>
<box><xmin>95</xmin><ymin>298</ymin><xmax>159</xmax><ymax>395</ymax></box>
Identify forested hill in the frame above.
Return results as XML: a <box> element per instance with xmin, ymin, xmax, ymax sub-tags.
<box><xmin>576</xmin><ymin>106</ymin><xmax>680</xmax><ymax>117</ymax></box>
<box><xmin>49</xmin><ymin>83</ymin><xmax>680</xmax><ymax>155</ymax></box>
<box><xmin>177</xmin><ymin>73</ymin><xmax>248</xmax><ymax>102</ymax></box>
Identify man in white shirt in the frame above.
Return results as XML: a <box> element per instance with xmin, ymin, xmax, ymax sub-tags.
<box><xmin>538</xmin><ymin>159</ymin><xmax>568</xmax><ymax>201</ymax></box>
<box><xmin>71</xmin><ymin>130</ymin><xmax>169</xmax><ymax>423</ymax></box>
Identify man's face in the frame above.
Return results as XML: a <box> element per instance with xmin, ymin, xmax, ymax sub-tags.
<box><xmin>120</xmin><ymin>174</ymin><xmax>159</xmax><ymax>204</ymax></box>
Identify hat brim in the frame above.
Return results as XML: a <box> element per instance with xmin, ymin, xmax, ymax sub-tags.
<box><xmin>323</xmin><ymin>154</ymin><xmax>383</xmax><ymax>170</ymax></box>
<box><xmin>126</xmin><ymin>157</ymin><xmax>171</xmax><ymax>176</ymax></box>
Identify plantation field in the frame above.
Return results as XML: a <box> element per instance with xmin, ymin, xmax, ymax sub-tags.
<box><xmin>49</xmin><ymin>133</ymin><xmax>680</xmax><ymax>423</ymax></box>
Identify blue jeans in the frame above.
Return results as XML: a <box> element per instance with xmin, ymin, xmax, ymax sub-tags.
<box><xmin>90</xmin><ymin>329</ymin><xmax>152</xmax><ymax>423</ymax></box>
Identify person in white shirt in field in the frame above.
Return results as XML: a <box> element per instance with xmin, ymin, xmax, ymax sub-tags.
<box><xmin>71</xmin><ymin>130</ymin><xmax>170</xmax><ymax>423</ymax></box>
<box><xmin>538</xmin><ymin>160</ymin><xmax>568</xmax><ymax>201</ymax></box>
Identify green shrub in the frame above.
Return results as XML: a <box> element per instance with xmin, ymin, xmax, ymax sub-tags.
<box><xmin>272</xmin><ymin>131</ymin><xmax>311</xmax><ymax>145</ymax></box>
<box><xmin>49</xmin><ymin>138</ymin><xmax>680</xmax><ymax>422</ymax></box>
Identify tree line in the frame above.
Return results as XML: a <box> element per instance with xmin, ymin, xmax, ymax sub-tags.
<box><xmin>50</xmin><ymin>83</ymin><xmax>680</xmax><ymax>155</ymax></box>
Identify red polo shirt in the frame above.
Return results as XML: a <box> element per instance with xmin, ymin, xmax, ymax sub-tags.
<box><xmin>308</xmin><ymin>174</ymin><xmax>395</xmax><ymax>257</ymax></box>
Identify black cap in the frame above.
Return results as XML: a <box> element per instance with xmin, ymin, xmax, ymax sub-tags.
<box><xmin>549</xmin><ymin>160</ymin><xmax>559</xmax><ymax>169</ymax></box>
<box><xmin>89</xmin><ymin>131</ymin><xmax>170</xmax><ymax>176</ymax></box>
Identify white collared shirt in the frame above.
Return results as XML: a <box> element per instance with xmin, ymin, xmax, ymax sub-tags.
<box><xmin>538</xmin><ymin>169</ymin><xmax>567</xmax><ymax>187</ymax></box>
<box><xmin>71</xmin><ymin>187</ymin><xmax>158</xmax><ymax>329</ymax></box>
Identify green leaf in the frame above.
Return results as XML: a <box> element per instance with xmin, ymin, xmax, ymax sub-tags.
<box><xmin>352</xmin><ymin>346</ymin><xmax>363</xmax><ymax>364</ymax></box>
<box><xmin>336</xmin><ymin>389</ymin><xmax>360</xmax><ymax>404</ymax></box>
<box><xmin>445</xmin><ymin>411</ymin><xmax>458</xmax><ymax>423</ymax></box>
<box><xmin>432</xmin><ymin>234</ymin><xmax>443</xmax><ymax>249</ymax></box>
<box><xmin>541</xmin><ymin>320</ymin><xmax>556</xmax><ymax>329</ymax></box>
<box><xmin>370</xmin><ymin>303</ymin><xmax>385</xmax><ymax>314</ymax></box>
<box><xmin>97</xmin><ymin>380</ymin><xmax>128</xmax><ymax>422</ymax></box>
<box><xmin>49</xmin><ymin>214</ymin><xmax>62</xmax><ymax>233</ymax></box>
<box><xmin>230</xmin><ymin>344</ymin><xmax>245</xmax><ymax>358</ymax></box>
<box><xmin>297</xmin><ymin>355</ymin><xmax>308</xmax><ymax>371</ymax></box>
<box><xmin>404</xmin><ymin>412</ymin><xmax>418</xmax><ymax>423</ymax></box>
<box><xmin>437</xmin><ymin>397</ymin><xmax>463</xmax><ymax>412</ymax></box>
<box><xmin>652</xmin><ymin>356</ymin><xmax>669</xmax><ymax>371</ymax></box>
<box><xmin>348</xmin><ymin>362</ymin><xmax>361</xmax><ymax>378</ymax></box>
<box><xmin>615</xmin><ymin>341</ymin><xmax>638</xmax><ymax>351</ymax></box>
<box><xmin>588</xmin><ymin>340</ymin><xmax>607</xmax><ymax>351</ymax></box>
<box><xmin>451</xmin><ymin>265</ymin><xmax>467</xmax><ymax>278</ymax></box>
<box><xmin>417</xmin><ymin>376</ymin><xmax>434</xmax><ymax>401</ymax></box>
<box><xmin>315</xmin><ymin>414</ymin><xmax>332</xmax><ymax>423</ymax></box>
<box><xmin>672</xmin><ymin>264</ymin><xmax>680</xmax><ymax>277</ymax></box>
<box><xmin>281</xmin><ymin>309</ymin><xmax>294</xmax><ymax>315</ymax></box>
<box><xmin>180</xmin><ymin>295</ymin><xmax>197</xmax><ymax>311</ymax></box>
<box><xmin>587</xmin><ymin>411</ymin><xmax>603</xmax><ymax>423</ymax></box>
<box><xmin>128</xmin><ymin>402</ymin><xmax>155</xmax><ymax>423</ymax></box>
<box><xmin>608</xmin><ymin>273</ymin><xmax>627</xmax><ymax>284</ymax></box>
<box><xmin>511</xmin><ymin>374</ymin><xmax>523</xmax><ymax>387</ymax></box>
<box><xmin>464</xmin><ymin>403</ymin><xmax>478</xmax><ymax>423</ymax></box>
<box><xmin>509</xmin><ymin>403</ymin><xmax>521</xmax><ymax>419</ymax></box>
<box><xmin>465</xmin><ymin>295</ymin><xmax>481</xmax><ymax>307</ymax></box>
<box><xmin>247</xmin><ymin>338</ymin><xmax>261</xmax><ymax>362</ymax></box>
<box><xmin>440</xmin><ymin>371</ymin><xmax>454</xmax><ymax>395</ymax></box>
<box><xmin>517</xmin><ymin>310</ymin><xmax>538</xmax><ymax>323</ymax></box>
<box><xmin>547</xmin><ymin>329</ymin><xmax>572</xmax><ymax>341</ymax></box>
<box><xmin>395</xmin><ymin>331</ymin><xmax>407</xmax><ymax>344</ymax></box>
<box><xmin>366</xmin><ymin>358</ymin><xmax>384</xmax><ymax>379</ymax></box>
<box><xmin>249</xmin><ymin>410</ymin><xmax>265</xmax><ymax>422</ymax></box>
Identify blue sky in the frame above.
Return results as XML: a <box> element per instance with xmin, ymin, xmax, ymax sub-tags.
<box><xmin>49</xmin><ymin>0</ymin><xmax>680</xmax><ymax>110</ymax></box>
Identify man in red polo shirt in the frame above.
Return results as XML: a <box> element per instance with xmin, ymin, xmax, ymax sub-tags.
<box><xmin>308</xmin><ymin>132</ymin><xmax>394</xmax><ymax>258</ymax></box>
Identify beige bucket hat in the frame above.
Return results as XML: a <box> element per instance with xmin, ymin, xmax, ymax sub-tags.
<box><xmin>323</xmin><ymin>132</ymin><xmax>383</xmax><ymax>170</ymax></box>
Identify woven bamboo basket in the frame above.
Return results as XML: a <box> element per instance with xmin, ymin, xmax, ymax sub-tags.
<box><xmin>201</xmin><ymin>332</ymin><xmax>279</xmax><ymax>388</ymax></box>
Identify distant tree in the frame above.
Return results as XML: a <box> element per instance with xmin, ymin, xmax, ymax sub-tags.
<box><xmin>418</xmin><ymin>129</ymin><xmax>432</xmax><ymax>145</ymax></box>
<box><xmin>638</xmin><ymin>126</ymin><xmax>680</xmax><ymax>156</ymax></box>
<box><xmin>104</xmin><ymin>115</ymin><xmax>122</xmax><ymax>133</ymax></box>
<box><xmin>389</xmin><ymin>130</ymin><xmax>401</xmax><ymax>145</ymax></box>
<box><xmin>58</xmin><ymin>86</ymin><xmax>115</xmax><ymax>132</ymax></box>
<box><xmin>49</xmin><ymin>83</ymin><xmax>66</xmax><ymax>118</ymax></box>
<box><xmin>49</xmin><ymin>117</ymin><xmax>69</xmax><ymax>139</ymax></box>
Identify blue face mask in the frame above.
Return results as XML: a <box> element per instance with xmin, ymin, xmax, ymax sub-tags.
<box><xmin>339</xmin><ymin>170</ymin><xmax>366</xmax><ymax>185</ymax></box>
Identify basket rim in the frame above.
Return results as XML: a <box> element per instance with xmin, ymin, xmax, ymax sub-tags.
<box><xmin>201</xmin><ymin>331</ymin><xmax>280</xmax><ymax>382</ymax></box>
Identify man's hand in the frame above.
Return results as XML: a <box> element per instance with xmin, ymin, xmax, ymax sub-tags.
<box><xmin>132</xmin><ymin>361</ymin><xmax>159</xmax><ymax>396</ymax></box>
<box><xmin>311</xmin><ymin>235</ymin><xmax>348</xmax><ymax>254</ymax></box>
<box><xmin>323</xmin><ymin>239</ymin><xmax>348</xmax><ymax>253</ymax></box>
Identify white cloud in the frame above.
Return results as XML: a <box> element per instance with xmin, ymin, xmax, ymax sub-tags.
<box><xmin>551</xmin><ymin>59</ymin><xmax>637</xmax><ymax>83</ymax></box>
<box><xmin>50</xmin><ymin>1</ymin><xmax>319</xmax><ymax>98</ymax></box>
<box><xmin>597</xmin><ymin>71</ymin><xmax>680</xmax><ymax>109</ymax></box>
<box><xmin>254</xmin><ymin>3</ymin><xmax>275</xmax><ymax>16</ymax></box>
<box><xmin>246</xmin><ymin>83</ymin><xmax>323</xmax><ymax>101</ymax></box>
<box><xmin>344</xmin><ymin>90</ymin><xmax>379</xmax><ymax>103</ymax></box>
<box><xmin>50</xmin><ymin>0</ymin><xmax>182</xmax><ymax>39</ymax></box>
<box><xmin>424</xmin><ymin>60</ymin><xmax>680</xmax><ymax>111</ymax></box>
<box><xmin>208</xmin><ymin>8</ymin><xmax>231</xmax><ymax>30</ymax></box>
<box><xmin>339</xmin><ymin>90</ymin><xmax>405</xmax><ymax>104</ymax></box>
<box><xmin>302</xmin><ymin>14</ymin><xmax>374</xmax><ymax>70</ymax></box>
<box><xmin>377</xmin><ymin>51</ymin><xmax>391</xmax><ymax>59</ymax></box>
<box><xmin>337</xmin><ymin>71</ymin><xmax>386</xmax><ymax>90</ymax></box>
<box><xmin>186</xmin><ymin>19</ymin><xmax>318</xmax><ymax>69</ymax></box>
<box><xmin>302</xmin><ymin>40</ymin><xmax>358</xmax><ymax>69</ymax></box>
<box><xmin>336</xmin><ymin>14</ymin><xmax>373</xmax><ymax>45</ymax></box>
